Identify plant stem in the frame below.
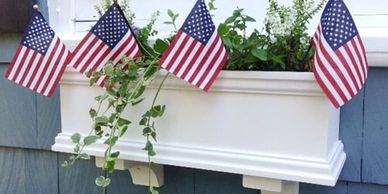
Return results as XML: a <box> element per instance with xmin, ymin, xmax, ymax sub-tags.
<box><xmin>146</xmin><ymin>72</ymin><xmax>170</xmax><ymax>191</ymax></box>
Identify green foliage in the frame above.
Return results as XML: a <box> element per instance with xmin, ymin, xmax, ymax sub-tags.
<box><xmin>220</xmin><ymin>0</ymin><xmax>327</xmax><ymax>71</ymax></box>
<box><xmin>63</xmin><ymin>3</ymin><xmax>175</xmax><ymax>193</ymax></box>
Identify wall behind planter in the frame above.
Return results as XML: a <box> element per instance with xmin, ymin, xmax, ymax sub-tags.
<box><xmin>2</xmin><ymin>0</ymin><xmax>388</xmax><ymax>194</ymax></box>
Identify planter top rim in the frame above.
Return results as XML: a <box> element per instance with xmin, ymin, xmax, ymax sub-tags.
<box><xmin>63</xmin><ymin>67</ymin><xmax>316</xmax><ymax>81</ymax></box>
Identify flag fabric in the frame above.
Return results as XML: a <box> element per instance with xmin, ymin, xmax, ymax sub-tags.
<box><xmin>312</xmin><ymin>0</ymin><xmax>368</xmax><ymax>108</ymax></box>
<box><xmin>160</xmin><ymin>0</ymin><xmax>228</xmax><ymax>91</ymax></box>
<box><xmin>67</xmin><ymin>3</ymin><xmax>141</xmax><ymax>86</ymax></box>
<box><xmin>5</xmin><ymin>11</ymin><xmax>69</xmax><ymax>97</ymax></box>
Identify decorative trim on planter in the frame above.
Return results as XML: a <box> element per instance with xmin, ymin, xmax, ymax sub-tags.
<box><xmin>53</xmin><ymin>132</ymin><xmax>345</xmax><ymax>186</ymax></box>
<box><xmin>61</xmin><ymin>67</ymin><xmax>325</xmax><ymax>97</ymax></box>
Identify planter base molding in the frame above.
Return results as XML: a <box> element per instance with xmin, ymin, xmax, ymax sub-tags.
<box><xmin>95</xmin><ymin>157</ymin><xmax>164</xmax><ymax>187</ymax></box>
<box><xmin>53</xmin><ymin>69</ymin><xmax>346</xmax><ymax>190</ymax></box>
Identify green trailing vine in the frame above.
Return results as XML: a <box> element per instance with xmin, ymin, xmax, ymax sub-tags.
<box><xmin>62</xmin><ymin>0</ymin><xmax>327</xmax><ymax>193</ymax></box>
<box><xmin>63</xmin><ymin>1</ymin><xmax>179</xmax><ymax>194</ymax></box>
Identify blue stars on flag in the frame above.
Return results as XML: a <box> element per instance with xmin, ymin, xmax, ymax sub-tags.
<box><xmin>181</xmin><ymin>0</ymin><xmax>215</xmax><ymax>44</ymax></box>
<box><xmin>22</xmin><ymin>13</ymin><xmax>55</xmax><ymax>54</ymax></box>
<box><xmin>91</xmin><ymin>5</ymin><xmax>129</xmax><ymax>48</ymax></box>
<box><xmin>321</xmin><ymin>0</ymin><xmax>358</xmax><ymax>50</ymax></box>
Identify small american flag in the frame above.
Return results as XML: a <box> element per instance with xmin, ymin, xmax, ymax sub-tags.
<box><xmin>160</xmin><ymin>0</ymin><xmax>228</xmax><ymax>91</ymax></box>
<box><xmin>5</xmin><ymin>11</ymin><xmax>69</xmax><ymax>97</ymax></box>
<box><xmin>312</xmin><ymin>0</ymin><xmax>368</xmax><ymax>108</ymax></box>
<box><xmin>67</xmin><ymin>3</ymin><xmax>141</xmax><ymax>86</ymax></box>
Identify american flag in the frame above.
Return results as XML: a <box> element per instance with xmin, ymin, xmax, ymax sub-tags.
<box><xmin>5</xmin><ymin>11</ymin><xmax>69</xmax><ymax>97</ymax></box>
<box><xmin>67</xmin><ymin>4</ymin><xmax>141</xmax><ymax>86</ymax></box>
<box><xmin>160</xmin><ymin>0</ymin><xmax>228</xmax><ymax>91</ymax></box>
<box><xmin>312</xmin><ymin>0</ymin><xmax>368</xmax><ymax>108</ymax></box>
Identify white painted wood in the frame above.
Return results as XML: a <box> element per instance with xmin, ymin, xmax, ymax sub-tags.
<box><xmin>243</xmin><ymin>176</ymin><xmax>283</xmax><ymax>192</ymax></box>
<box><xmin>261</xmin><ymin>181</ymin><xmax>299</xmax><ymax>194</ymax></box>
<box><xmin>95</xmin><ymin>157</ymin><xmax>165</xmax><ymax>187</ymax></box>
<box><xmin>52</xmin><ymin>68</ymin><xmax>346</xmax><ymax>187</ymax></box>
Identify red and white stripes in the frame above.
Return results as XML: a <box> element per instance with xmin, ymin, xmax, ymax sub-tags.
<box><xmin>312</xmin><ymin>25</ymin><xmax>368</xmax><ymax>108</ymax></box>
<box><xmin>5</xmin><ymin>36</ymin><xmax>69</xmax><ymax>97</ymax></box>
<box><xmin>160</xmin><ymin>31</ymin><xmax>228</xmax><ymax>91</ymax></box>
<box><xmin>67</xmin><ymin>31</ymin><xmax>141</xmax><ymax>86</ymax></box>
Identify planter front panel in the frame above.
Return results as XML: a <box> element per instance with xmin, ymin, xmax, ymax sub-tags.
<box><xmin>53</xmin><ymin>69</ymin><xmax>345</xmax><ymax>186</ymax></box>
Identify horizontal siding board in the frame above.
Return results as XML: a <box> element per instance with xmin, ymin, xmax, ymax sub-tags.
<box><xmin>338</xmin><ymin>88</ymin><xmax>365</xmax><ymax>182</ymax></box>
<box><xmin>58</xmin><ymin>154</ymin><xmax>104</xmax><ymax>194</ymax></box>
<box><xmin>348</xmin><ymin>182</ymin><xmax>388</xmax><ymax>194</ymax></box>
<box><xmin>0</xmin><ymin>147</ymin><xmax>58</xmax><ymax>194</ymax></box>
<box><xmin>300</xmin><ymin>181</ymin><xmax>348</xmax><ymax>194</ymax></box>
<box><xmin>362</xmin><ymin>68</ymin><xmax>388</xmax><ymax>184</ymax></box>
<box><xmin>0</xmin><ymin>65</ymin><xmax>38</xmax><ymax>149</ymax></box>
<box><xmin>195</xmin><ymin>170</ymin><xmax>257</xmax><ymax>194</ymax></box>
<box><xmin>158</xmin><ymin>166</ymin><xmax>195</xmax><ymax>194</ymax></box>
<box><xmin>36</xmin><ymin>89</ymin><xmax>62</xmax><ymax>150</ymax></box>
<box><xmin>107</xmin><ymin>170</ymin><xmax>148</xmax><ymax>194</ymax></box>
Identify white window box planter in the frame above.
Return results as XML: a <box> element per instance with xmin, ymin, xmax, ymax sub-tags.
<box><xmin>52</xmin><ymin>67</ymin><xmax>345</xmax><ymax>192</ymax></box>
<box><xmin>47</xmin><ymin>1</ymin><xmax>388</xmax><ymax>192</ymax></box>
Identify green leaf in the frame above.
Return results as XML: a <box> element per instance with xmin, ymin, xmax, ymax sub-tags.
<box><xmin>163</xmin><ymin>21</ymin><xmax>173</xmax><ymax>25</ymax></box>
<box><xmin>115</xmin><ymin>104</ymin><xmax>125</xmax><ymax>113</ymax></box>
<box><xmin>95</xmin><ymin>176</ymin><xmax>111</xmax><ymax>187</ymax></box>
<box><xmin>95</xmin><ymin>116</ymin><xmax>109</xmax><ymax>125</ymax></box>
<box><xmin>119</xmin><ymin>126</ymin><xmax>128</xmax><ymax>137</ymax></box>
<box><xmin>150</xmin><ymin>187</ymin><xmax>159</xmax><ymax>194</ymax></box>
<box><xmin>83</xmin><ymin>135</ymin><xmax>100</xmax><ymax>146</ymax></box>
<box><xmin>118</xmin><ymin>118</ymin><xmax>131</xmax><ymax>126</ymax></box>
<box><xmin>89</xmin><ymin>108</ymin><xmax>97</xmax><ymax>118</ymax></box>
<box><xmin>106</xmin><ymin>160</ymin><xmax>116</xmax><ymax>173</ymax></box>
<box><xmin>143</xmin><ymin>127</ymin><xmax>153</xmax><ymax>136</ymax></box>
<box><xmin>139</xmin><ymin>117</ymin><xmax>148</xmax><ymax>126</ymax></box>
<box><xmin>104</xmin><ymin>63</ymin><xmax>114</xmax><ymax>75</ymax></box>
<box><xmin>131</xmin><ymin>98</ymin><xmax>144</xmax><ymax>106</ymax></box>
<box><xmin>225</xmin><ymin>15</ymin><xmax>238</xmax><ymax>24</ymax></box>
<box><xmin>218</xmin><ymin>23</ymin><xmax>230</xmax><ymax>36</ymax></box>
<box><xmin>94</xmin><ymin>94</ymin><xmax>109</xmax><ymax>103</ymax></box>
<box><xmin>104</xmin><ymin>136</ymin><xmax>118</xmax><ymax>145</ymax></box>
<box><xmin>144</xmin><ymin>65</ymin><xmax>159</xmax><ymax>80</ymax></box>
<box><xmin>62</xmin><ymin>161</ymin><xmax>70</xmax><ymax>168</ymax></box>
<box><xmin>134</xmin><ymin>85</ymin><xmax>146</xmax><ymax>99</ymax></box>
<box><xmin>167</xmin><ymin>9</ymin><xmax>175</xmax><ymax>18</ymax></box>
<box><xmin>151</xmin><ymin>131</ymin><xmax>157</xmax><ymax>142</ymax></box>
<box><xmin>251</xmin><ymin>49</ymin><xmax>269</xmax><ymax>61</ymax></box>
<box><xmin>110</xmin><ymin>151</ymin><xmax>120</xmax><ymax>158</ymax></box>
<box><xmin>71</xmin><ymin>133</ymin><xmax>81</xmax><ymax>144</ymax></box>
<box><xmin>271</xmin><ymin>56</ymin><xmax>286</xmax><ymax>70</ymax></box>
<box><xmin>153</xmin><ymin>39</ymin><xmax>169</xmax><ymax>54</ymax></box>
<box><xmin>79</xmin><ymin>153</ymin><xmax>91</xmax><ymax>160</ymax></box>
<box><xmin>245</xmin><ymin>16</ymin><xmax>256</xmax><ymax>22</ymax></box>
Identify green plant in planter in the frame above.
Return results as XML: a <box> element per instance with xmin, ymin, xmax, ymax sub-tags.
<box><xmin>62</xmin><ymin>0</ymin><xmax>326</xmax><ymax>193</ymax></box>
<box><xmin>220</xmin><ymin>0</ymin><xmax>327</xmax><ymax>71</ymax></box>
<box><xmin>63</xmin><ymin>1</ymin><xmax>174</xmax><ymax>194</ymax></box>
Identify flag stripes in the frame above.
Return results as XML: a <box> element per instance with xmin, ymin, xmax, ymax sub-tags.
<box><xmin>313</xmin><ymin>25</ymin><xmax>368</xmax><ymax>108</ymax></box>
<box><xmin>5</xmin><ymin>36</ymin><xmax>69</xmax><ymax>96</ymax></box>
<box><xmin>160</xmin><ymin>31</ymin><xmax>227</xmax><ymax>91</ymax></box>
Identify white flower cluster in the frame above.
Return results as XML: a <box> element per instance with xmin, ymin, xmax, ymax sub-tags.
<box><xmin>264</xmin><ymin>0</ymin><xmax>319</xmax><ymax>37</ymax></box>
